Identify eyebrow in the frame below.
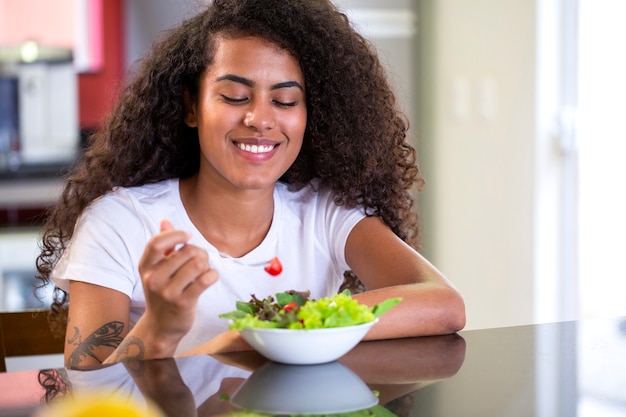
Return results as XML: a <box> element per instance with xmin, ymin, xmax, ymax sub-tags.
<box><xmin>215</xmin><ymin>74</ymin><xmax>304</xmax><ymax>92</ymax></box>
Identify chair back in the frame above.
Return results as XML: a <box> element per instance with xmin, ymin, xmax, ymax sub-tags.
<box><xmin>0</xmin><ymin>309</ymin><xmax>65</xmax><ymax>372</ymax></box>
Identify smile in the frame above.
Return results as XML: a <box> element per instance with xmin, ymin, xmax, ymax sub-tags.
<box><xmin>235</xmin><ymin>143</ymin><xmax>276</xmax><ymax>154</ymax></box>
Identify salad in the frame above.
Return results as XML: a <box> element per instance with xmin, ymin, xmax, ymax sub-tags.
<box><xmin>219</xmin><ymin>289</ymin><xmax>401</xmax><ymax>330</ymax></box>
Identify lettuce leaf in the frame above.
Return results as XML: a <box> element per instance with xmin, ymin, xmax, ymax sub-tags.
<box><xmin>219</xmin><ymin>290</ymin><xmax>402</xmax><ymax>330</ymax></box>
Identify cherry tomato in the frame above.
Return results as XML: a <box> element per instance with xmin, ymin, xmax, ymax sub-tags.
<box><xmin>264</xmin><ymin>257</ymin><xmax>283</xmax><ymax>276</ymax></box>
<box><xmin>283</xmin><ymin>301</ymin><xmax>298</xmax><ymax>312</ymax></box>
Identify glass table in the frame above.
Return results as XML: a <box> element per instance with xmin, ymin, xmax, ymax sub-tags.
<box><xmin>0</xmin><ymin>316</ymin><xmax>624</xmax><ymax>416</ymax></box>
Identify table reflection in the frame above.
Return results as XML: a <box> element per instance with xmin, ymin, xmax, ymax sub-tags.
<box><xmin>34</xmin><ymin>333</ymin><xmax>466</xmax><ymax>416</ymax></box>
<box><xmin>410</xmin><ymin>317</ymin><xmax>626</xmax><ymax>416</ymax></box>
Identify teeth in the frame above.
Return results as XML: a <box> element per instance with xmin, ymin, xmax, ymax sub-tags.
<box><xmin>236</xmin><ymin>143</ymin><xmax>276</xmax><ymax>153</ymax></box>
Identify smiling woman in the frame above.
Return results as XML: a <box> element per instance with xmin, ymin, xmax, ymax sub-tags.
<box><xmin>34</xmin><ymin>0</ymin><xmax>465</xmax><ymax>371</ymax></box>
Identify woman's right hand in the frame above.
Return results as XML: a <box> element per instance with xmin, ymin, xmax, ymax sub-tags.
<box><xmin>65</xmin><ymin>220</ymin><xmax>216</xmax><ymax>369</ymax></box>
<box><xmin>133</xmin><ymin>219</ymin><xmax>218</xmax><ymax>356</ymax></box>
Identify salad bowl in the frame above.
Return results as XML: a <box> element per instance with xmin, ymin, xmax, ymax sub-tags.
<box><xmin>221</xmin><ymin>289</ymin><xmax>400</xmax><ymax>364</ymax></box>
<box><xmin>239</xmin><ymin>319</ymin><xmax>377</xmax><ymax>365</ymax></box>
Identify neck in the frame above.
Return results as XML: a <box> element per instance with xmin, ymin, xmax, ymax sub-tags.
<box><xmin>179</xmin><ymin>175</ymin><xmax>275</xmax><ymax>257</ymax></box>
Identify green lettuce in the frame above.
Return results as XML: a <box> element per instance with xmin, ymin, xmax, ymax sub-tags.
<box><xmin>220</xmin><ymin>290</ymin><xmax>401</xmax><ymax>330</ymax></box>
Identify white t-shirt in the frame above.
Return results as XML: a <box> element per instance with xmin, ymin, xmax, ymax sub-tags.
<box><xmin>52</xmin><ymin>179</ymin><xmax>365</xmax><ymax>353</ymax></box>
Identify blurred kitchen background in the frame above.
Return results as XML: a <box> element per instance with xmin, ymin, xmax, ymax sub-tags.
<box><xmin>1</xmin><ymin>0</ymin><xmax>625</xmax><ymax>332</ymax></box>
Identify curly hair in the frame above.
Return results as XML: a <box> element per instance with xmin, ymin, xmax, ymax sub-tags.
<box><xmin>36</xmin><ymin>0</ymin><xmax>424</xmax><ymax>323</ymax></box>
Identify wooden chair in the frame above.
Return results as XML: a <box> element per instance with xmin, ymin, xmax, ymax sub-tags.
<box><xmin>0</xmin><ymin>309</ymin><xmax>65</xmax><ymax>372</ymax></box>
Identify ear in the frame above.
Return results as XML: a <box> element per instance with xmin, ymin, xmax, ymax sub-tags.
<box><xmin>183</xmin><ymin>88</ymin><xmax>198</xmax><ymax>127</ymax></box>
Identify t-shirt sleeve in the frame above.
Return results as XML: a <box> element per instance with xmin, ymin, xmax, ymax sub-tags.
<box><xmin>51</xmin><ymin>193</ymin><xmax>151</xmax><ymax>297</ymax></box>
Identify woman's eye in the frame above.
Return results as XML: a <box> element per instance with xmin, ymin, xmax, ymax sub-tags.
<box><xmin>273</xmin><ymin>100</ymin><xmax>297</xmax><ymax>108</ymax></box>
<box><xmin>221</xmin><ymin>95</ymin><xmax>248</xmax><ymax>104</ymax></box>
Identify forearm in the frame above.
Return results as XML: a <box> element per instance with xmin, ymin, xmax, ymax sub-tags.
<box><xmin>102</xmin><ymin>316</ymin><xmax>183</xmax><ymax>365</ymax></box>
<box><xmin>353</xmin><ymin>283</ymin><xmax>466</xmax><ymax>340</ymax></box>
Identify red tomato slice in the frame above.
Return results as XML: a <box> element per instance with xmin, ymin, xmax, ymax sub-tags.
<box><xmin>264</xmin><ymin>257</ymin><xmax>283</xmax><ymax>276</ymax></box>
<box><xmin>283</xmin><ymin>301</ymin><xmax>298</xmax><ymax>312</ymax></box>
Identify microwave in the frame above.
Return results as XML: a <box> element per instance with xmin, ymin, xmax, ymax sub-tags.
<box><xmin>0</xmin><ymin>42</ymin><xmax>79</xmax><ymax>172</ymax></box>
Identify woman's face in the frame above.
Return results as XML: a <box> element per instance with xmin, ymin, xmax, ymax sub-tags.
<box><xmin>186</xmin><ymin>36</ymin><xmax>307</xmax><ymax>191</ymax></box>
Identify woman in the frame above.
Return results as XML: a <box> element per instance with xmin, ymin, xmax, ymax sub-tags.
<box><xmin>36</xmin><ymin>0</ymin><xmax>465</xmax><ymax>370</ymax></box>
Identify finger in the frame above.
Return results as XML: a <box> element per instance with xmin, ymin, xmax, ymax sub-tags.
<box><xmin>160</xmin><ymin>218</ymin><xmax>174</xmax><ymax>232</ymax></box>
<box><xmin>159</xmin><ymin>219</ymin><xmax>191</xmax><ymax>256</ymax></box>
<box><xmin>162</xmin><ymin>246</ymin><xmax>212</xmax><ymax>293</ymax></box>
<box><xmin>181</xmin><ymin>269</ymin><xmax>219</xmax><ymax>301</ymax></box>
<box><xmin>161</xmin><ymin>219</ymin><xmax>187</xmax><ymax>256</ymax></box>
<box><xmin>141</xmin><ymin>228</ymin><xmax>191</xmax><ymax>268</ymax></box>
<box><xmin>146</xmin><ymin>245</ymin><xmax>209</xmax><ymax>294</ymax></box>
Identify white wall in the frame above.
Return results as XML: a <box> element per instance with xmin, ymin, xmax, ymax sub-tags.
<box><xmin>416</xmin><ymin>0</ymin><xmax>562</xmax><ymax>330</ymax></box>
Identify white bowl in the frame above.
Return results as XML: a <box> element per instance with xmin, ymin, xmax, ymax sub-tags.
<box><xmin>231</xmin><ymin>361</ymin><xmax>378</xmax><ymax>414</ymax></box>
<box><xmin>238</xmin><ymin>320</ymin><xmax>377</xmax><ymax>365</ymax></box>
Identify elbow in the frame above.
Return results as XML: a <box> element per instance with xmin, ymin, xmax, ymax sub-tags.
<box><xmin>426</xmin><ymin>285</ymin><xmax>466</xmax><ymax>335</ymax></box>
<box><xmin>445</xmin><ymin>290</ymin><xmax>466</xmax><ymax>333</ymax></box>
<box><xmin>448</xmin><ymin>307</ymin><xmax>466</xmax><ymax>334</ymax></box>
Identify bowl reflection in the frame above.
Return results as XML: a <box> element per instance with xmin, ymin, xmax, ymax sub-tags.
<box><xmin>230</xmin><ymin>361</ymin><xmax>378</xmax><ymax>414</ymax></box>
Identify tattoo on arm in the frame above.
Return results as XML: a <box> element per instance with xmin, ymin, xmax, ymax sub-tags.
<box><xmin>111</xmin><ymin>336</ymin><xmax>145</xmax><ymax>363</ymax></box>
<box><xmin>66</xmin><ymin>321</ymin><xmax>124</xmax><ymax>369</ymax></box>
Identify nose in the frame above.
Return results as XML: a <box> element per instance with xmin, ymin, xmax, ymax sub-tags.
<box><xmin>243</xmin><ymin>101</ymin><xmax>276</xmax><ymax>131</ymax></box>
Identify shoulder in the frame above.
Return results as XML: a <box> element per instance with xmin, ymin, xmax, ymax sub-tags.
<box><xmin>87</xmin><ymin>179</ymin><xmax>177</xmax><ymax>214</ymax></box>
<box><xmin>77</xmin><ymin>179</ymin><xmax>178</xmax><ymax>239</ymax></box>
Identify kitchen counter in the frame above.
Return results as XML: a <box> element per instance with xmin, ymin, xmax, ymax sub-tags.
<box><xmin>1</xmin><ymin>316</ymin><xmax>624</xmax><ymax>416</ymax></box>
<box><xmin>0</xmin><ymin>163</ymin><xmax>68</xmax><ymax>227</ymax></box>
<box><xmin>0</xmin><ymin>177</ymin><xmax>64</xmax><ymax>208</ymax></box>
<box><xmin>0</xmin><ymin>177</ymin><xmax>63</xmax><ymax>227</ymax></box>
